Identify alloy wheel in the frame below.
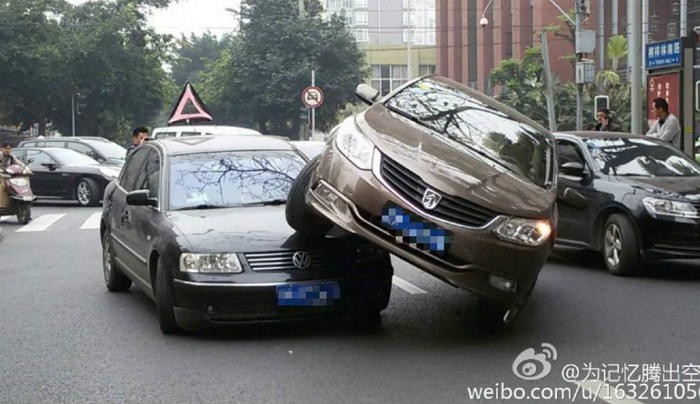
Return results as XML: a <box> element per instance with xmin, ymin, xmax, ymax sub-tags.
<box><xmin>77</xmin><ymin>181</ymin><xmax>91</xmax><ymax>205</ymax></box>
<box><xmin>103</xmin><ymin>236</ymin><xmax>112</xmax><ymax>283</ymax></box>
<box><xmin>604</xmin><ymin>224</ymin><xmax>623</xmax><ymax>268</ymax></box>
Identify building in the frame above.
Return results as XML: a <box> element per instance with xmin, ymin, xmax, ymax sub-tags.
<box><xmin>324</xmin><ymin>0</ymin><xmax>437</xmax><ymax>96</ymax></box>
<box><xmin>436</xmin><ymin>0</ymin><xmax>633</xmax><ymax>93</ymax></box>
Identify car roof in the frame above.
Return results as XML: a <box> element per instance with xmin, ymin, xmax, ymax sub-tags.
<box><xmin>21</xmin><ymin>136</ymin><xmax>111</xmax><ymax>143</ymax></box>
<box><xmin>153</xmin><ymin>135</ymin><xmax>296</xmax><ymax>156</ymax></box>
<box><xmin>152</xmin><ymin>125</ymin><xmax>262</xmax><ymax>135</ymax></box>
<box><xmin>554</xmin><ymin>131</ymin><xmax>647</xmax><ymax>140</ymax></box>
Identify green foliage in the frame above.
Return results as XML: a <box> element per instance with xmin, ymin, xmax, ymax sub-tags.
<box><xmin>171</xmin><ymin>33</ymin><xmax>230</xmax><ymax>86</ymax></box>
<box><xmin>607</xmin><ymin>35</ymin><xmax>628</xmax><ymax>72</ymax></box>
<box><xmin>199</xmin><ymin>0</ymin><xmax>367</xmax><ymax>138</ymax></box>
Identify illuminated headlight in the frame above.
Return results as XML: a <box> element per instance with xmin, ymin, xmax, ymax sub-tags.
<box><xmin>335</xmin><ymin>120</ymin><xmax>375</xmax><ymax>170</ymax></box>
<box><xmin>99</xmin><ymin>167</ymin><xmax>121</xmax><ymax>179</ymax></box>
<box><xmin>643</xmin><ymin>197</ymin><xmax>699</xmax><ymax>219</ymax></box>
<box><xmin>179</xmin><ymin>253</ymin><xmax>243</xmax><ymax>273</ymax></box>
<box><xmin>494</xmin><ymin>218</ymin><xmax>552</xmax><ymax>247</ymax></box>
<box><xmin>8</xmin><ymin>177</ymin><xmax>28</xmax><ymax>187</ymax></box>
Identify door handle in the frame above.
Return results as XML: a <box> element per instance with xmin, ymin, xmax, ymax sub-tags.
<box><xmin>120</xmin><ymin>209</ymin><xmax>131</xmax><ymax>224</ymax></box>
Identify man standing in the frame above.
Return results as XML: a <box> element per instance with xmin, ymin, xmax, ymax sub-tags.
<box><xmin>126</xmin><ymin>127</ymin><xmax>150</xmax><ymax>158</ymax></box>
<box><xmin>594</xmin><ymin>108</ymin><xmax>615</xmax><ymax>131</ymax></box>
<box><xmin>646</xmin><ymin>98</ymin><xmax>681</xmax><ymax>148</ymax></box>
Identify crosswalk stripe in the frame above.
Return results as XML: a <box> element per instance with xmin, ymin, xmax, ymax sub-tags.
<box><xmin>392</xmin><ymin>275</ymin><xmax>427</xmax><ymax>294</ymax></box>
<box><xmin>80</xmin><ymin>212</ymin><xmax>102</xmax><ymax>230</ymax></box>
<box><xmin>15</xmin><ymin>214</ymin><xmax>66</xmax><ymax>233</ymax></box>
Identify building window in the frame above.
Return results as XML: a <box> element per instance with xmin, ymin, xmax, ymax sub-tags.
<box><xmin>354</xmin><ymin>0</ymin><xmax>368</xmax><ymax>8</ymax></box>
<box><xmin>403</xmin><ymin>28</ymin><xmax>414</xmax><ymax>43</ymax></box>
<box><xmin>371</xmin><ymin>65</ymin><xmax>408</xmax><ymax>96</ymax></box>
<box><xmin>403</xmin><ymin>11</ymin><xmax>414</xmax><ymax>27</ymax></box>
<box><xmin>419</xmin><ymin>64</ymin><xmax>436</xmax><ymax>76</ymax></box>
<box><xmin>354</xmin><ymin>11</ymin><xmax>368</xmax><ymax>26</ymax></box>
<box><xmin>355</xmin><ymin>28</ymin><xmax>369</xmax><ymax>43</ymax></box>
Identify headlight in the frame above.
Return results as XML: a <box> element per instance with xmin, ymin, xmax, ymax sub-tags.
<box><xmin>8</xmin><ymin>177</ymin><xmax>28</xmax><ymax>187</ymax></box>
<box><xmin>642</xmin><ymin>197</ymin><xmax>699</xmax><ymax>219</ymax></box>
<box><xmin>493</xmin><ymin>218</ymin><xmax>552</xmax><ymax>247</ymax></box>
<box><xmin>335</xmin><ymin>120</ymin><xmax>375</xmax><ymax>170</ymax></box>
<box><xmin>99</xmin><ymin>167</ymin><xmax>121</xmax><ymax>179</ymax></box>
<box><xmin>179</xmin><ymin>253</ymin><xmax>243</xmax><ymax>273</ymax></box>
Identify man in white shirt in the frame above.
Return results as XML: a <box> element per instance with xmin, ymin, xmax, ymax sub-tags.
<box><xmin>646</xmin><ymin>97</ymin><xmax>681</xmax><ymax>148</ymax></box>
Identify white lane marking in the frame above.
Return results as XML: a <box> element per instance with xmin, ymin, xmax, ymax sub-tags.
<box><xmin>80</xmin><ymin>212</ymin><xmax>102</xmax><ymax>230</ymax></box>
<box><xmin>392</xmin><ymin>275</ymin><xmax>427</xmax><ymax>294</ymax></box>
<box><xmin>574</xmin><ymin>380</ymin><xmax>645</xmax><ymax>404</ymax></box>
<box><xmin>15</xmin><ymin>214</ymin><xmax>66</xmax><ymax>233</ymax></box>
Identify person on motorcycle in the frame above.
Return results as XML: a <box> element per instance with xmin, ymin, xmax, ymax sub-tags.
<box><xmin>0</xmin><ymin>143</ymin><xmax>23</xmax><ymax>172</ymax></box>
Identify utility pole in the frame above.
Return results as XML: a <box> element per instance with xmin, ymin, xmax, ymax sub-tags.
<box><xmin>541</xmin><ymin>31</ymin><xmax>557</xmax><ymax>131</ymax></box>
<box><xmin>406</xmin><ymin>0</ymin><xmax>413</xmax><ymax>80</ymax></box>
<box><xmin>311</xmin><ymin>69</ymin><xmax>315</xmax><ymax>141</ymax></box>
<box><xmin>71</xmin><ymin>93</ymin><xmax>76</xmax><ymax>137</ymax></box>
<box><xmin>575</xmin><ymin>1</ymin><xmax>583</xmax><ymax>131</ymax></box>
<box><xmin>629</xmin><ymin>0</ymin><xmax>642</xmax><ymax>134</ymax></box>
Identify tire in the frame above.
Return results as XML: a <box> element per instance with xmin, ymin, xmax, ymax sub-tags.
<box><xmin>155</xmin><ymin>255</ymin><xmax>182</xmax><ymax>334</ymax></box>
<box><xmin>76</xmin><ymin>177</ymin><xmax>100</xmax><ymax>207</ymax></box>
<box><xmin>475</xmin><ymin>298</ymin><xmax>510</xmax><ymax>333</ymax></box>
<box><xmin>285</xmin><ymin>156</ymin><xmax>332</xmax><ymax>235</ymax></box>
<box><xmin>16</xmin><ymin>204</ymin><xmax>30</xmax><ymax>225</ymax></box>
<box><xmin>602</xmin><ymin>214</ymin><xmax>640</xmax><ymax>276</ymax></box>
<box><xmin>351</xmin><ymin>270</ymin><xmax>393</xmax><ymax>326</ymax></box>
<box><xmin>102</xmin><ymin>230</ymin><xmax>131</xmax><ymax>292</ymax></box>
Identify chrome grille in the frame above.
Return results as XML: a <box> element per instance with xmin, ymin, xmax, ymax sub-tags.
<box><xmin>379</xmin><ymin>154</ymin><xmax>498</xmax><ymax>228</ymax></box>
<box><xmin>243</xmin><ymin>251</ymin><xmax>334</xmax><ymax>271</ymax></box>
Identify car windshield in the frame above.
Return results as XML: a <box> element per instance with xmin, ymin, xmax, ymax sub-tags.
<box><xmin>383</xmin><ymin>78</ymin><xmax>554</xmax><ymax>188</ymax></box>
<box><xmin>49</xmin><ymin>148</ymin><xmax>100</xmax><ymax>165</ymax></box>
<box><xmin>585</xmin><ymin>137</ymin><xmax>700</xmax><ymax>177</ymax></box>
<box><xmin>84</xmin><ymin>140</ymin><xmax>127</xmax><ymax>161</ymax></box>
<box><xmin>169</xmin><ymin>150</ymin><xmax>306</xmax><ymax>211</ymax></box>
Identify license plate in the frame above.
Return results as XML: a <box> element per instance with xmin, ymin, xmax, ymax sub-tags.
<box><xmin>380</xmin><ymin>206</ymin><xmax>452</xmax><ymax>253</ymax></box>
<box><xmin>276</xmin><ymin>282</ymin><xmax>341</xmax><ymax>306</ymax></box>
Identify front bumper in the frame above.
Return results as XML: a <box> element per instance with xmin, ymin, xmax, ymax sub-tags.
<box><xmin>307</xmin><ymin>146</ymin><xmax>552</xmax><ymax>308</ymax></box>
<box><xmin>639</xmin><ymin>213</ymin><xmax>700</xmax><ymax>259</ymax></box>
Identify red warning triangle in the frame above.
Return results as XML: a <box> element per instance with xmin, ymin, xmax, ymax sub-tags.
<box><xmin>167</xmin><ymin>82</ymin><xmax>214</xmax><ymax>125</ymax></box>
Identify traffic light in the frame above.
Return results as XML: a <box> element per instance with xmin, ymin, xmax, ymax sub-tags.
<box><xmin>76</xmin><ymin>93</ymin><xmax>87</xmax><ymax>115</ymax></box>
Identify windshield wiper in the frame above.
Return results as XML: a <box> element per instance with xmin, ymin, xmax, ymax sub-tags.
<box><xmin>240</xmin><ymin>199</ymin><xmax>287</xmax><ymax>207</ymax></box>
<box><xmin>384</xmin><ymin>103</ymin><xmax>431</xmax><ymax>128</ymax></box>
<box><xmin>174</xmin><ymin>204</ymin><xmax>228</xmax><ymax>211</ymax></box>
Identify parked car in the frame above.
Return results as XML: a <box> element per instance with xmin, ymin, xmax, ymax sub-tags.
<box><xmin>151</xmin><ymin>125</ymin><xmax>262</xmax><ymax>139</ymax></box>
<box><xmin>286</xmin><ymin>76</ymin><xmax>558</xmax><ymax>328</ymax></box>
<box><xmin>12</xmin><ymin>147</ymin><xmax>121</xmax><ymax>206</ymax></box>
<box><xmin>100</xmin><ymin>135</ymin><xmax>393</xmax><ymax>334</ymax></box>
<box><xmin>554</xmin><ymin>131</ymin><xmax>700</xmax><ymax>275</ymax></box>
<box><xmin>18</xmin><ymin>137</ymin><xmax>127</xmax><ymax>166</ymax></box>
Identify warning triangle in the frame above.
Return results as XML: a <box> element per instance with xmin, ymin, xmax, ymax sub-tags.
<box><xmin>167</xmin><ymin>82</ymin><xmax>214</xmax><ymax>125</ymax></box>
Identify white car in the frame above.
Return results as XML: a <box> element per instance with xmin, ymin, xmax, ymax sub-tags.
<box><xmin>151</xmin><ymin>125</ymin><xmax>262</xmax><ymax>139</ymax></box>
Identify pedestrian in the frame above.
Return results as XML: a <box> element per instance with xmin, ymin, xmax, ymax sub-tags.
<box><xmin>646</xmin><ymin>98</ymin><xmax>681</xmax><ymax>148</ymax></box>
<box><xmin>594</xmin><ymin>108</ymin><xmax>615</xmax><ymax>131</ymax></box>
<box><xmin>126</xmin><ymin>127</ymin><xmax>150</xmax><ymax>158</ymax></box>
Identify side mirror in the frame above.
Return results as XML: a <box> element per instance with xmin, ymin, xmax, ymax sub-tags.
<box><xmin>41</xmin><ymin>162</ymin><xmax>58</xmax><ymax>171</ymax></box>
<box><xmin>126</xmin><ymin>189</ymin><xmax>157</xmax><ymax>207</ymax></box>
<box><xmin>355</xmin><ymin>83</ymin><xmax>380</xmax><ymax>106</ymax></box>
<box><xmin>559</xmin><ymin>162</ymin><xmax>587</xmax><ymax>178</ymax></box>
<box><xmin>558</xmin><ymin>187</ymin><xmax>589</xmax><ymax>209</ymax></box>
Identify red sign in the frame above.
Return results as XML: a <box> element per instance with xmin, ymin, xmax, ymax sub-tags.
<box><xmin>301</xmin><ymin>86</ymin><xmax>324</xmax><ymax>109</ymax></box>
<box><xmin>647</xmin><ymin>73</ymin><xmax>680</xmax><ymax>125</ymax></box>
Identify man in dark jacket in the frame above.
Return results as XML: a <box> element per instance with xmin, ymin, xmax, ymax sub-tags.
<box><xmin>0</xmin><ymin>143</ymin><xmax>23</xmax><ymax>172</ymax></box>
<box><xmin>126</xmin><ymin>127</ymin><xmax>150</xmax><ymax>158</ymax></box>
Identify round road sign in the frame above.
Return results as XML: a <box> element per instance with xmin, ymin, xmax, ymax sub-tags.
<box><xmin>301</xmin><ymin>86</ymin><xmax>324</xmax><ymax>109</ymax></box>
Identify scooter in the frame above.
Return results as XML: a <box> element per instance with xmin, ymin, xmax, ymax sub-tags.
<box><xmin>0</xmin><ymin>164</ymin><xmax>35</xmax><ymax>224</ymax></box>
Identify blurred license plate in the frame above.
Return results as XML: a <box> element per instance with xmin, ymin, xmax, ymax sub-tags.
<box><xmin>276</xmin><ymin>282</ymin><xmax>341</xmax><ymax>306</ymax></box>
<box><xmin>380</xmin><ymin>206</ymin><xmax>452</xmax><ymax>253</ymax></box>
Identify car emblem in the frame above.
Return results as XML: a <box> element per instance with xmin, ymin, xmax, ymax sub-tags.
<box><xmin>292</xmin><ymin>251</ymin><xmax>311</xmax><ymax>270</ymax></box>
<box><xmin>421</xmin><ymin>188</ymin><xmax>442</xmax><ymax>210</ymax></box>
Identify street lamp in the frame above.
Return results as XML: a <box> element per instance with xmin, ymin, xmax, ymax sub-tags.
<box><xmin>71</xmin><ymin>92</ymin><xmax>79</xmax><ymax>137</ymax></box>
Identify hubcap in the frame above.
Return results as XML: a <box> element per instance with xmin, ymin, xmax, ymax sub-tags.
<box><xmin>103</xmin><ymin>237</ymin><xmax>112</xmax><ymax>282</ymax></box>
<box><xmin>77</xmin><ymin>182</ymin><xmax>90</xmax><ymax>205</ymax></box>
<box><xmin>605</xmin><ymin>224</ymin><xmax>623</xmax><ymax>268</ymax></box>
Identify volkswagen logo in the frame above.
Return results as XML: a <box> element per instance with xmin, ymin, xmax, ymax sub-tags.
<box><xmin>421</xmin><ymin>188</ymin><xmax>442</xmax><ymax>210</ymax></box>
<box><xmin>292</xmin><ymin>251</ymin><xmax>311</xmax><ymax>270</ymax></box>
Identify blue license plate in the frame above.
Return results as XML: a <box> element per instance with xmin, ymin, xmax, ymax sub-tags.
<box><xmin>380</xmin><ymin>206</ymin><xmax>452</xmax><ymax>253</ymax></box>
<box><xmin>276</xmin><ymin>282</ymin><xmax>341</xmax><ymax>306</ymax></box>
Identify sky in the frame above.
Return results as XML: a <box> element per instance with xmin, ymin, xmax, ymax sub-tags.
<box><xmin>67</xmin><ymin>0</ymin><xmax>241</xmax><ymax>37</ymax></box>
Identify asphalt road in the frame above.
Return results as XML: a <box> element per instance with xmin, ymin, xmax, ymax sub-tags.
<box><xmin>1</xmin><ymin>204</ymin><xmax>699</xmax><ymax>404</ymax></box>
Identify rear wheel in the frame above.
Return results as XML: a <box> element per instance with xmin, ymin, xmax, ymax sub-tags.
<box><xmin>102</xmin><ymin>230</ymin><xmax>131</xmax><ymax>292</ymax></box>
<box><xmin>76</xmin><ymin>178</ymin><xmax>100</xmax><ymax>207</ymax></box>
<box><xmin>602</xmin><ymin>214</ymin><xmax>640</xmax><ymax>276</ymax></box>
<box><xmin>351</xmin><ymin>268</ymin><xmax>393</xmax><ymax>326</ymax></box>
<box><xmin>286</xmin><ymin>156</ymin><xmax>332</xmax><ymax>235</ymax></box>
<box><xmin>16</xmin><ymin>204</ymin><xmax>30</xmax><ymax>224</ymax></box>
<box><xmin>155</xmin><ymin>256</ymin><xmax>182</xmax><ymax>334</ymax></box>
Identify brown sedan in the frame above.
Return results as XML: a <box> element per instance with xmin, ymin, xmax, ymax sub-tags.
<box><xmin>287</xmin><ymin>76</ymin><xmax>558</xmax><ymax>328</ymax></box>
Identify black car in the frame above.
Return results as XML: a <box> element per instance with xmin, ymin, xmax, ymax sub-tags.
<box><xmin>554</xmin><ymin>131</ymin><xmax>700</xmax><ymax>275</ymax></box>
<box><xmin>100</xmin><ymin>136</ymin><xmax>393</xmax><ymax>334</ymax></box>
<box><xmin>18</xmin><ymin>137</ymin><xmax>127</xmax><ymax>166</ymax></box>
<box><xmin>13</xmin><ymin>147</ymin><xmax>121</xmax><ymax>206</ymax></box>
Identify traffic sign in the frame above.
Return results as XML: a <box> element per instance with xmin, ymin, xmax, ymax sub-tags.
<box><xmin>301</xmin><ymin>86</ymin><xmax>324</xmax><ymax>109</ymax></box>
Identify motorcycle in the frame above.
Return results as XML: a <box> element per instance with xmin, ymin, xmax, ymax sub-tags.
<box><xmin>0</xmin><ymin>164</ymin><xmax>35</xmax><ymax>224</ymax></box>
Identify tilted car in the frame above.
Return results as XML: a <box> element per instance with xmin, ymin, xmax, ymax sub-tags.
<box><xmin>100</xmin><ymin>136</ymin><xmax>393</xmax><ymax>334</ymax></box>
<box><xmin>287</xmin><ymin>76</ymin><xmax>558</xmax><ymax>328</ymax></box>
<box><xmin>555</xmin><ymin>131</ymin><xmax>700</xmax><ymax>275</ymax></box>
<box><xmin>13</xmin><ymin>147</ymin><xmax>121</xmax><ymax>206</ymax></box>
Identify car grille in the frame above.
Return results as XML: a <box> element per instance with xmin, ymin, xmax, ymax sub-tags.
<box><xmin>243</xmin><ymin>251</ymin><xmax>333</xmax><ymax>271</ymax></box>
<box><xmin>379</xmin><ymin>155</ymin><xmax>498</xmax><ymax>228</ymax></box>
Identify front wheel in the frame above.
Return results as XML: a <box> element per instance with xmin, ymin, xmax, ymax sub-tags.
<box><xmin>16</xmin><ymin>204</ymin><xmax>30</xmax><ymax>225</ymax></box>
<box><xmin>285</xmin><ymin>156</ymin><xmax>332</xmax><ymax>235</ymax></box>
<box><xmin>155</xmin><ymin>256</ymin><xmax>183</xmax><ymax>334</ymax></box>
<box><xmin>602</xmin><ymin>214</ymin><xmax>640</xmax><ymax>276</ymax></box>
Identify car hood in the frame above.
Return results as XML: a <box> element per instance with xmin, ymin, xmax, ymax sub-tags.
<box><xmin>166</xmin><ymin>206</ymin><xmax>338</xmax><ymax>252</ymax></box>
<box><xmin>358</xmin><ymin>107</ymin><xmax>555</xmax><ymax>218</ymax></box>
<box><xmin>622</xmin><ymin>176</ymin><xmax>700</xmax><ymax>202</ymax></box>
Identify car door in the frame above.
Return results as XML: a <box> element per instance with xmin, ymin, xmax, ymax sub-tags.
<box><xmin>25</xmin><ymin>150</ymin><xmax>61</xmax><ymax>197</ymax></box>
<box><xmin>123</xmin><ymin>147</ymin><xmax>162</xmax><ymax>284</ymax></box>
<box><xmin>555</xmin><ymin>139</ymin><xmax>598</xmax><ymax>245</ymax></box>
<box><xmin>109</xmin><ymin>147</ymin><xmax>150</xmax><ymax>281</ymax></box>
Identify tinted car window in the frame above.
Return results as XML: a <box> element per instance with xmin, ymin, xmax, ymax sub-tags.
<box><xmin>25</xmin><ymin>150</ymin><xmax>55</xmax><ymax>169</ymax></box>
<box><xmin>49</xmin><ymin>149</ymin><xmax>99</xmax><ymax>166</ymax></box>
<box><xmin>384</xmin><ymin>78</ymin><xmax>553</xmax><ymax>188</ymax></box>
<box><xmin>134</xmin><ymin>149</ymin><xmax>161</xmax><ymax>200</ymax></box>
<box><xmin>66</xmin><ymin>142</ymin><xmax>98</xmax><ymax>160</ymax></box>
<box><xmin>154</xmin><ymin>131</ymin><xmax>176</xmax><ymax>139</ymax></box>
<box><xmin>83</xmin><ymin>140</ymin><xmax>126</xmax><ymax>161</ymax></box>
<box><xmin>556</xmin><ymin>141</ymin><xmax>585</xmax><ymax>167</ymax></box>
<box><xmin>119</xmin><ymin>148</ymin><xmax>150</xmax><ymax>191</ymax></box>
<box><xmin>585</xmin><ymin>138</ymin><xmax>700</xmax><ymax>177</ymax></box>
<box><xmin>180</xmin><ymin>131</ymin><xmax>202</xmax><ymax>137</ymax></box>
<box><xmin>169</xmin><ymin>151</ymin><xmax>306</xmax><ymax>210</ymax></box>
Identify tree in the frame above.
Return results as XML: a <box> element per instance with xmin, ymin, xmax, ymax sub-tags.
<box><xmin>200</xmin><ymin>0</ymin><xmax>367</xmax><ymax>138</ymax></box>
<box><xmin>171</xmin><ymin>33</ymin><xmax>230</xmax><ymax>86</ymax></box>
